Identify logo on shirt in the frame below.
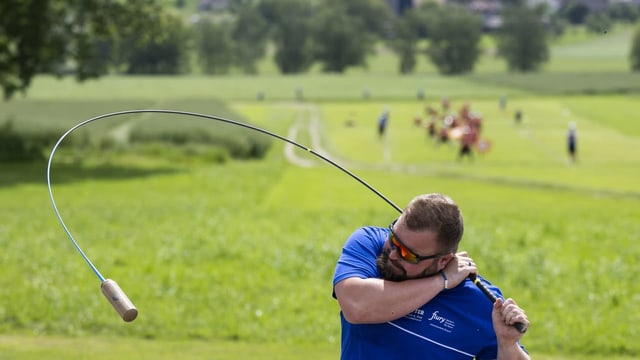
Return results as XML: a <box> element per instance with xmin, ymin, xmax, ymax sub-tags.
<box><xmin>427</xmin><ymin>311</ymin><xmax>456</xmax><ymax>333</ymax></box>
<box><xmin>404</xmin><ymin>308</ymin><xmax>425</xmax><ymax>322</ymax></box>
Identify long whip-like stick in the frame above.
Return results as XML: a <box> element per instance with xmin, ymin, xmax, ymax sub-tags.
<box><xmin>47</xmin><ymin>109</ymin><xmax>525</xmax><ymax>332</ymax></box>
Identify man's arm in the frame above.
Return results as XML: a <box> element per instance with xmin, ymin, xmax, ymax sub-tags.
<box><xmin>497</xmin><ymin>343</ymin><xmax>530</xmax><ymax>360</ymax></box>
<box><xmin>494</xmin><ymin>298</ymin><xmax>531</xmax><ymax>360</ymax></box>
<box><xmin>334</xmin><ymin>253</ymin><xmax>473</xmax><ymax>324</ymax></box>
<box><xmin>334</xmin><ymin>275</ymin><xmax>446</xmax><ymax>324</ymax></box>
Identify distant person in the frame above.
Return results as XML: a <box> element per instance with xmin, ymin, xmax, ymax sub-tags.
<box><xmin>426</xmin><ymin>118</ymin><xmax>437</xmax><ymax>141</ymax></box>
<box><xmin>377</xmin><ymin>108</ymin><xmax>389</xmax><ymax>138</ymax></box>
<box><xmin>441</xmin><ymin>97</ymin><xmax>451</xmax><ymax>112</ymax></box>
<box><xmin>514</xmin><ymin>110</ymin><xmax>523</xmax><ymax>124</ymax></box>
<box><xmin>567</xmin><ymin>122</ymin><xmax>577</xmax><ymax>162</ymax></box>
<box><xmin>499</xmin><ymin>95</ymin><xmax>507</xmax><ymax>110</ymax></box>
<box><xmin>413</xmin><ymin>113</ymin><xmax>423</xmax><ymax>127</ymax></box>
<box><xmin>425</xmin><ymin>105</ymin><xmax>438</xmax><ymax>118</ymax></box>
<box><xmin>459</xmin><ymin>102</ymin><xmax>471</xmax><ymax>122</ymax></box>
<box><xmin>345</xmin><ymin>112</ymin><xmax>357</xmax><ymax>127</ymax></box>
<box><xmin>469</xmin><ymin>113</ymin><xmax>483</xmax><ymax>134</ymax></box>
<box><xmin>437</xmin><ymin>126</ymin><xmax>449</xmax><ymax>144</ymax></box>
<box><xmin>295</xmin><ymin>86</ymin><xmax>304</xmax><ymax>101</ymax></box>
<box><xmin>425</xmin><ymin>105</ymin><xmax>439</xmax><ymax>141</ymax></box>
<box><xmin>458</xmin><ymin>125</ymin><xmax>477</xmax><ymax>162</ymax></box>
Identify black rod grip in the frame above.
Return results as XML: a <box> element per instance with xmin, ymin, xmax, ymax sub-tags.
<box><xmin>469</xmin><ymin>274</ymin><xmax>527</xmax><ymax>334</ymax></box>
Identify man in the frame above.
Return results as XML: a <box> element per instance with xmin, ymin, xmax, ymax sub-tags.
<box><xmin>332</xmin><ymin>193</ymin><xmax>530</xmax><ymax>360</ymax></box>
<box><xmin>458</xmin><ymin>124</ymin><xmax>478</xmax><ymax>162</ymax></box>
<box><xmin>567</xmin><ymin>122</ymin><xmax>577</xmax><ymax>162</ymax></box>
<box><xmin>377</xmin><ymin>108</ymin><xmax>389</xmax><ymax>138</ymax></box>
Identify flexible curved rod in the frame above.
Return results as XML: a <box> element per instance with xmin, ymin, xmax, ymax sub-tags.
<box><xmin>46</xmin><ymin>109</ymin><xmax>403</xmax><ymax>283</ymax></box>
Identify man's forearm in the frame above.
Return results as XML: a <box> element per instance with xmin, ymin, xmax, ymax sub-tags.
<box><xmin>335</xmin><ymin>273</ymin><xmax>445</xmax><ymax>324</ymax></box>
<box><xmin>497</xmin><ymin>343</ymin><xmax>531</xmax><ymax>360</ymax></box>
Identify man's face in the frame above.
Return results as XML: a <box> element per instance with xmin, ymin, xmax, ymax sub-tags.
<box><xmin>376</xmin><ymin>221</ymin><xmax>444</xmax><ymax>281</ymax></box>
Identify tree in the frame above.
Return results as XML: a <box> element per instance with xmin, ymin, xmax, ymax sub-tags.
<box><xmin>559</xmin><ymin>1</ymin><xmax>590</xmax><ymax>25</ymax></box>
<box><xmin>310</xmin><ymin>0</ymin><xmax>389</xmax><ymax>73</ymax></box>
<box><xmin>409</xmin><ymin>0</ymin><xmax>441</xmax><ymax>39</ymax></box>
<box><xmin>426</xmin><ymin>5</ymin><xmax>483</xmax><ymax>75</ymax></box>
<box><xmin>310</xmin><ymin>10</ymin><xmax>368</xmax><ymax>73</ymax></box>
<box><xmin>338</xmin><ymin>0</ymin><xmax>394</xmax><ymax>38</ymax></box>
<box><xmin>609</xmin><ymin>2</ymin><xmax>640</xmax><ymax>23</ymax></box>
<box><xmin>194</xmin><ymin>17</ymin><xmax>235</xmax><ymax>75</ymax></box>
<box><xmin>258</xmin><ymin>0</ymin><xmax>314</xmax><ymax>74</ymax></box>
<box><xmin>0</xmin><ymin>0</ymin><xmax>166</xmax><ymax>100</ymax></box>
<box><xmin>390</xmin><ymin>10</ymin><xmax>422</xmax><ymax>74</ymax></box>
<box><xmin>497</xmin><ymin>4</ymin><xmax>549</xmax><ymax>72</ymax></box>
<box><xmin>390</xmin><ymin>0</ymin><xmax>442</xmax><ymax>73</ymax></box>
<box><xmin>631</xmin><ymin>24</ymin><xmax>640</xmax><ymax>72</ymax></box>
<box><xmin>584</xmin><ymin>12</ymin><xmax>612</xmax><ymax>34</ymax></box>
<box><xmin>231</xmin><ymin>4</ymin><xmax>269</xmax><ymax>74</ymax></box>
<box><xmin>119</xmin><ymin>10</ymin><xmax>191</xmax><ymax>75</ymax></box>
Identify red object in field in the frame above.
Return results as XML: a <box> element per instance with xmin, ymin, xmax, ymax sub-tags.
<box><xmin>475</xmin><ymin>139</ymin><xmax>492</xmax><ymax>153</ymax></box>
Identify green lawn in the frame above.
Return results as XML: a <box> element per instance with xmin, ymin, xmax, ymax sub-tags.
<box><xmin>1</xmin><ymin>335</ymin><xmax>638</xmax><ymax>360</ymax></box>
<box><xmin>1</xmin><ymin>23</ymin><xmax>639</xmax><ymax>360</ymax></box>
<box><xmin>1</xmin><ymin>97</ymin><xmax>638</xmax><ymax>356</ymax></box>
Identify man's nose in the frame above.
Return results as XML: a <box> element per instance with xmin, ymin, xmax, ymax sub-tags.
<box><xmin>388</xmin><ymin>245</ymin><xmax>401</xmax><ymax>260</ymax></box>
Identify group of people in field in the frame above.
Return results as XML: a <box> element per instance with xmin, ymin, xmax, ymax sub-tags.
<box><xmin>372</xmin><ymin>96</ymin><xmax>578</xmax><ymax>164</ymax></box>
<box><xmin>417</xmin><ymin>98</ymin><xmax>487</xmax><ymax>162</ymax></box>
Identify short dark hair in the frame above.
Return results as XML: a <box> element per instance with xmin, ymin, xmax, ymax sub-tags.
<box><xmin>400</xmin><ymin>193</ymin><xmax>464</xmax><ymax>253</ymax></box>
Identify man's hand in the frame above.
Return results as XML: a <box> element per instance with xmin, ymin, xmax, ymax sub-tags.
<box><xmin>441</xmin><ymin>251</ymin><xmax>477</xmax><ymax>289</ymax></box>
<box><xmin>492</xmin><ymin>298</ymin><xmax>529</xmax><ymax>342</ymax></box>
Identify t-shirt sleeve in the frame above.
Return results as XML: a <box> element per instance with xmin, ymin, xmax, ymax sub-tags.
<box><xmin>332</xmin><ymin>227</ymin><xmax>385</xmax><ymax>295</ymax></box>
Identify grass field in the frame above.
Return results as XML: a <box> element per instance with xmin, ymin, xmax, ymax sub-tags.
<box><xmin>1</xmin><ymin>24</ymin><xmax>639</xmax><ymax>360</ymax></box>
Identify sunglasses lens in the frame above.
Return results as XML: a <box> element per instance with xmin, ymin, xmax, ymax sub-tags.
<box><xmin>402</xmin><ymin>249</ymin><xmax>417</xmax><ymax>263</ymax></box>
<box><xmin>391</xmin><ymin>235</ymin><xmax>417</xmax><ymax>263</ymax></box>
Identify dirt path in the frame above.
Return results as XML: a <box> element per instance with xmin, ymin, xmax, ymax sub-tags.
<box><xmin>282</xmin><ymin>103</ymin><xmax>330</xmax><ymax>168</ymax></box>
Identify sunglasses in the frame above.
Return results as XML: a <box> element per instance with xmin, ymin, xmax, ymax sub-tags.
<box><xmin>388</xmin><ymin>220</ymin><xmax>443</xmax><ymax>264</ymax></box>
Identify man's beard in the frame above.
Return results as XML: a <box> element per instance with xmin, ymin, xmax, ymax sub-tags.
<box><xmin>376</xmin><ymin>248</ymin><xmax>439</xmax><ymax>281</ymax></box>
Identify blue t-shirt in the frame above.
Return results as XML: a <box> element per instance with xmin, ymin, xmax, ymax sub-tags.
<box><xmin>333</xmin><ymin>226</ymin><xmax>526</xmax><ymax>360</ymax></box>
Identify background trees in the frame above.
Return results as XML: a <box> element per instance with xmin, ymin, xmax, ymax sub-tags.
<box><xmin>426</xmin><ymin>4</ymin><xmax>484</xmax><ymax>75</ymax></box>
<box><xmin>230</xmin><ymin>4</ymin><xmax>269</xmax><ymax>74</ymax></box>
<box><xmin>497</xmin><ymin>4</ymin><xmax>549</xmax><ymax>72</ymax></box>
<box><xmin>122</xmin><ymin>10</ymin><xmax>191</xmax><ymax>75</ymax></box>
<box><xmin>2</xmin><ymin>0</ymin><xmax>639</xmax><ymax>99</ymax></box>
<box><xmin>258</xmin><ymin>0</ymin><xmax>314</xmax><ymax>74</ymax></box>
<box><xmin>0</xmin><ymin>0</ymin><xmax>165</xmax><ymax>99</ymax></box>
<box><xmin>194</xmin><ymin>17</ymin><xmax>235</xmax><ymax>75</ymax></box>
<box><xmin>391</xmin><ymin>8</ymin><xmax>425</xmax><ymax>74</ymax></box>
<box><xmin>311</xmin><ymin>0</ymin><xmax>393</xmax><ymax>73</ymax></box>
<box><xmin>631</xmin><ymin>23</ymin><xmax>640</xmax><ymax>72</ymax></box>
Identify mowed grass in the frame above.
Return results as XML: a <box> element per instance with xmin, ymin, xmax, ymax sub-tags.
<box><xmin>1</xmin><ymin>336</ymin><xmax>636</xmax><ymax>360</ymax></box>
<box><xmin>1</xmin><ymin>96</ymin><xmax>639</xmax><ymax>359</ymax></box>
<box><xmin>1</xmin><ymin>25</ymin><xmax>640</xmax><ymax>359</ymax></box>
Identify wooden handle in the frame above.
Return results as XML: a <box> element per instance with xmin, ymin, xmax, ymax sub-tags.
<box><xmin>101</xmin><ymin>279</ymin><xmax>138</xmax><ymax>322</ymax></box>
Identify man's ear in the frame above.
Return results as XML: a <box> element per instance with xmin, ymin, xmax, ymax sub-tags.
<box><xmin>438</xmin><ymin>253</ymin><xmax>455</xmax><ymax>269</ymax></box>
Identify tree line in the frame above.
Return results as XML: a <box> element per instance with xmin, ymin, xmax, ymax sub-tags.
<box><xmin>2</xmin><ymin>0</ymin><xmax>640</xmax><ymax>100</ymax></box>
